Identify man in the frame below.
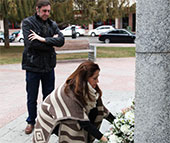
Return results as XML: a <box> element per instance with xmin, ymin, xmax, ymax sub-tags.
<box><xmin>22</xmin><ymin>0</ymin><xmax>65</xmax><ymax>134</ymax></box>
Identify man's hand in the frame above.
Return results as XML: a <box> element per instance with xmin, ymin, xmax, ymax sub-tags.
<box><xmin>28</xmin><ymin>30</ymin><xmax>46</xmax><ymax>42</ymax></box>
<box><xmin>53</xmin><ymin>34</ymin><xmax>58</xmax><ymax>38</ymax></box>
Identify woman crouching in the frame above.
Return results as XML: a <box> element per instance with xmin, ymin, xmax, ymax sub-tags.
<box><xmin>33</xmin><ymin>61</ymin><xmax>115</xmax><ymax>143</ymax></box>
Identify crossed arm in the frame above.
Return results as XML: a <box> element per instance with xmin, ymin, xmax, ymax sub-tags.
<box><xmin>22</xmin><ymin>19</ymin><xmax>64</xmax><ymax>50</ymax></box>
<box><xmin>28</xmin><ymin>30</ymin><xmax>58</xmax><ymax>42</ymax></box>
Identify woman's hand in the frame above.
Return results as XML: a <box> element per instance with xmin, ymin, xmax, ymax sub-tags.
<box><xmin>28</xmin><ymin>30</ymin><xmax>45</xmax><ymax>42</ymax></box>
<box><xmin>100</xmin><ymin>135</ymin><xmax>108</xmax><ymax>142</ymax></box>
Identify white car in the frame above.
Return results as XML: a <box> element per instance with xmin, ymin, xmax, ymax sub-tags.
<box><xmin>15</xmin><ymin>30</ymin><xmax>24</xmax><ymax>42</ymax></box>
<box><xmin>60</xmin><ymin>25</ymin><xmax>85</xmax><ymax>37</ymax></box>
<box><xmin>88</xmin><ymin>25</ymin><xmax>115</xmax><ymax>37</ymax></box>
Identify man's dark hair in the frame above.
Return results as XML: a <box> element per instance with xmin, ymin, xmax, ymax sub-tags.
<box><xmin>36</xmin><ymin>0</ymin><xmax>51</xmax><ymax>8</ymax></box>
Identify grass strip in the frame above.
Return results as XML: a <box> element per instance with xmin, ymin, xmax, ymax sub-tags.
<box><xmin>0</xmin><ymin>46</ymin><xmax>135</xmax><ymax>65</ymax></box>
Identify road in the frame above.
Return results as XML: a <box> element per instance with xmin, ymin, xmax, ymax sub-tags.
<box><xmin>65</xmin><ymin>36</ymin><xmax>100</xmax><ymax>43</ymax></box>
<box><xmin>0</xmin><ymin>36</ymin><xmax>99</xmax><ymax>44</ymax></box>
<box><xmin>0</xmin><ymin>36</ymin><xmax>136</xmax><ymax>47</ymax></box>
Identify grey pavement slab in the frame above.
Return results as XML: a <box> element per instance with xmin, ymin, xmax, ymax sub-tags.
<box><xmin>0</xmin><ymin>58</ymin><xmax>135</xmax><ymax>143</ymax></box>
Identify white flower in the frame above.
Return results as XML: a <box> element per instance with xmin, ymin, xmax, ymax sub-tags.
<box><xmin>125</xmin><ymin>110</ymin><xmax>134</xmax><ymax>121</ymax></box>
<box><xmin>98</xmin><ymin>100</ymin><xmax>135</xmax><ymax>143</ymax></box>
<box><xmin>114</xmin><ymin>118</ymin><xmax>119</xmax><ymax>124</ymax></box>
<box><xmin>104</xmin><ymin>131</ymin><xmax>112</xmax><ymax>137</ymax></box>
<box><xmin>120</xmin><ymin>124</ymin><xmax>130</xmax><ymax>134</ymax></box>
<box><xmin>116</xmin><ymin>137</ymin><xmax>123</xmax><ymax>143</ymax></box>
<box><xmin>108</xmin><ymin>134</ymin><xmax>117</xmax><ymax>143</ymax></box>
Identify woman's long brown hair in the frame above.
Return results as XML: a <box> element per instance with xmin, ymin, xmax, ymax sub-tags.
<box><xmin>64</xmin><ymin>61</ymin><xmax>102</xmax><ymax>106</ymax></box>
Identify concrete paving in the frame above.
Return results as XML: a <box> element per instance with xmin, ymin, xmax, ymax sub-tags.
<box><xmin>0</xmin><ymin>58</ymin><xmax>135</xmax><ymax>143</ymax></box>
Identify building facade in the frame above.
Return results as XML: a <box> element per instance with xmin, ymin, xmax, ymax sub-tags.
<box><xmin>0</xmin><ymin>0</ymin><xmax>136</xmax><ymax>32</ymax></box>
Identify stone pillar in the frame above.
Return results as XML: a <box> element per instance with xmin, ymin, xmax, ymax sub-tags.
<box><xmin>128</xmin><ymin>13</ymin><xmax>133</xmax><ymax>30</ymax></box>
<box><xmin>135</xmin><ymin>0</ymin><xmax>170</xmax><ymax>143</ymax></box>
<box><xmin>115</xmin><ymin>18</ymin><xmax>122</xmax><ymax>29</ymax></box>
<box><xmin>115</xmin><ymin>18</ymin><xmax>118</xmax><ymax>28</ymax></box>
<box><xmin>0</xmin><ymin>20</ymin><xmax>4</xmax><ymax>32</ymax></box>
<box><xmin>88</xmin><ymin>24</ymin><xmax>93</xmax><ymax>30</ymax></box>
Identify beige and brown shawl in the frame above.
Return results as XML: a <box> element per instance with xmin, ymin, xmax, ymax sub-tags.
<box><xmin>33</xmin><ymin>84</ymin><xmax>109</xmax><ymax>143</ymax></box>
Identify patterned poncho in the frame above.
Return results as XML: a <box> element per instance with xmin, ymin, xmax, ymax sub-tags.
<box><xmin>33</xmin><ymin>84</ymin><xmax>109</xmax><ymax>143</ymax></box>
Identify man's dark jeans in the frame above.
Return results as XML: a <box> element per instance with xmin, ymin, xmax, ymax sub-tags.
<box><xmin>26</xmin><ymin>69</ymin><xmax>55</xmax><ymax>125</ymax></box>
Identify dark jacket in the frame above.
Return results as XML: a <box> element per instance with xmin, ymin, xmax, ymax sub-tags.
<box><xmin>22</xmin><ymin>13</ymin><xmax>65</xmax><ymax>73</ymax></box>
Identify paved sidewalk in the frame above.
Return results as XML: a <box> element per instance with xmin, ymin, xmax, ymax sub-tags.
<box><xmin>0</xmin><ymin>58</ymin><xmax>135</xmax><ymax>143</ymax></box>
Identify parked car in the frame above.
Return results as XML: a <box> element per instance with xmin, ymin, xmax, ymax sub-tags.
<box><xmin>11</xmin><ymin>30</ymin><xmax>20</xmax><ymax>38</ymax></box>
<box><xmin>98</xmin><ymin>29</ymin><xmax>136</xmax><ymax>43</ymax></box>
<box><xmin>88</xmin><ymin>25</ymin><xmax>115</xmax><ymax>37</ymax></box>
<box><xmin>0</xmin><ymin>31</ymin><xmax>15</xmax><ymax>43</ymax></box>
<box><xmin>60</xmin><ymin>25</ymin><xmax>85</xmax><ymax>37</ymax></box>
<box><xmin>15</xmin><ymin>30</ymin><xmax>24</xmax><ymax>42</ymax></box>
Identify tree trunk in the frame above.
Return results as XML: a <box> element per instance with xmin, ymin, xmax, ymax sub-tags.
<box><xmin>3</xmin><ymin>18</ymin><xmax>10</xmax><ymax>49</ymax></box>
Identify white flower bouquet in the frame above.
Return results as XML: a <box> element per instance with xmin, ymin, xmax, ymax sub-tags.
<box><xmin>99</xmin><ymin>101</ymin><xmax>135</xmax><ymax>143</ymax></box>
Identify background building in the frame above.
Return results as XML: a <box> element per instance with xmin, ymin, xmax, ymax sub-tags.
<box><xmin>0</xmin><ymin>0</ymin><xmax>136</xmax><ymax>33</ymax></box>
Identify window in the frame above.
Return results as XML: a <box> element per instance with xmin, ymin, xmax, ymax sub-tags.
<box><xmin>104</xmin><ymin>27</ymin><xmax>111</xmax><ymax>29</ymax></box>
<box><xmin>118</xmin><ymin>30</ymin><xmax>128</xmax><ymax>34</ymax></box>
<box><xmin>109</xmin><ymin>31</ymin><xmax>119</xmax><ymax>34</ymax></box>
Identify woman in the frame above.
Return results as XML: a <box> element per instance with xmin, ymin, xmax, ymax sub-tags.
<box><xmin>33</xmin><ymin>61</ymin><xmax>115</xmax><ymax>143</ymax></box>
